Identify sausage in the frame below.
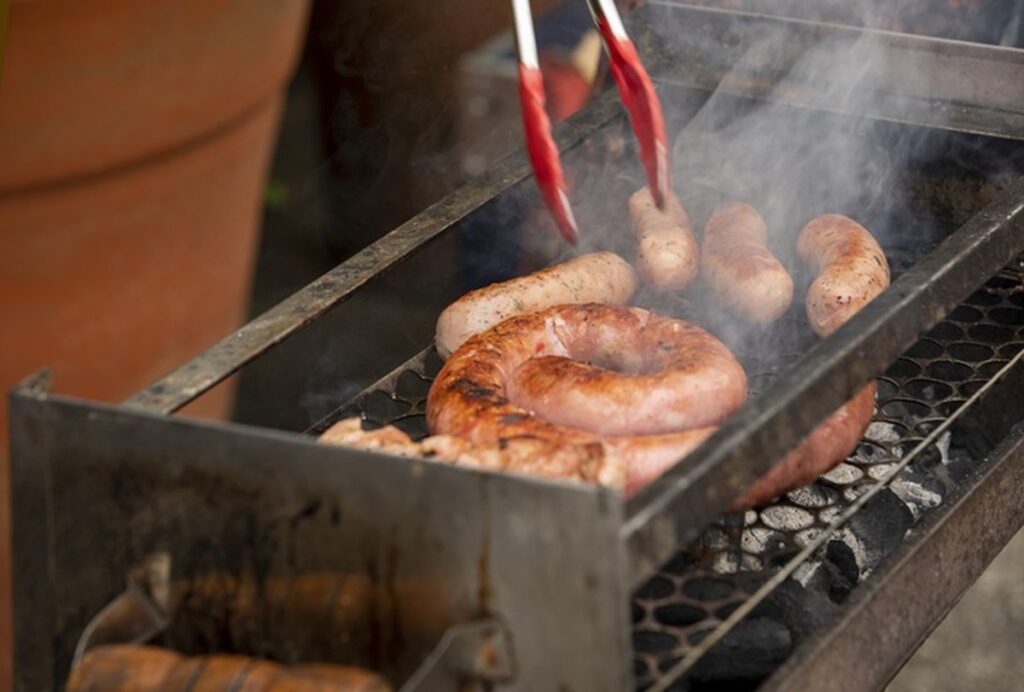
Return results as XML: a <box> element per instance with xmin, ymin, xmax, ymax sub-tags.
<box><xmin>67</xmin><ymin>645</ymin><xmax>392</xmax><ymax>692</ymax></box>
<box><xmin>608</xmin><ymin>427</ymin><xmax>717</xmax><ymax>496</ymax></box>
<box><xmin>434</xmin><ymin>252</ymin><xmax>636</xmax><ymax>359</ymax></box>
<box><xmin>629</xmin><ymin>187</ymin><xmax>699</xmax><ymax>292</ymax></box>
<box><xmin>798</xmin><ymin>214</ymin><xmax>890</xmax><ymax>337</ymax></box>
<box><xmin>427</xmin><ymin>304</ymin><xmax>746</xmax><ymax>486</ymax></box>
<box><xmin>502</xmin><ymin>311</ymin><xmax>747</xmax><ymax>435</ymax></box>
<box><xmin>702</xmin><ymin>202</ymin><xmax>793</xmax><ymax>323</ymax></box>
<box><xmin>730</xmin><ymin>382</ymin><xmax>876</xmax><ymax>509</ymax></box>
<box><xmin>322</xmin><ymin>417</ymin><xmax>626</xmax><ymax>488</ymax></box>
<box><xmin>322</xmin><ymin>417</ymin><xmax>715</xmax><ymax>498</ymax></box>
<box><xmin>729</xmin><ymin>215</ymin><xmax>888</xmax><ymax>507</ymax></box>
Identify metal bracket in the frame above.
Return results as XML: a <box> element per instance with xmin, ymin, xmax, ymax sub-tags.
<box><xmin>401</xmin><ymin>618</ymin><xmax>517</xmax><ymax>691</ymax></box>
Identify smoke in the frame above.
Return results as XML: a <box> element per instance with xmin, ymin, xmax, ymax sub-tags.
<box><xmin>509</xmin><ymin>1</ymin><xmax>1024</xmax><ymax>373</ymax></box>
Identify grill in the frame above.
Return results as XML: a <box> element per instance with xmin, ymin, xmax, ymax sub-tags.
<box><xmin>314</xmin><ymin>258</ymin><xmax>1024</xmax><ymax>690</ymax></box>
<box><xmin>10</xmin><ymin>3</ymin><xmax>1024</xmax><ymax>691</ymax></box>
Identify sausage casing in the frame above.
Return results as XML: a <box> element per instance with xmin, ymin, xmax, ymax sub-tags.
<box><xmin>702</xmin><ymin>202</ymin><xmax>793</xmax><ymax>323</ymax></box>
<box><xmin>798</xmin><ymin>214</ymin><xmax>889</xmax><ymax>337</ymax></box>
<box><xmin>434</xmin><ymin>252</ymin><xmax>636</xmax><ymax>359</ymax></box>
<box><xmin>629</xmin><ymin>187</ymin><xmax>699</xmax><ymax>292</ymax></box>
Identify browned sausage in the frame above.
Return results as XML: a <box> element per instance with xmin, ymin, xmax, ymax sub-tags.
<box><xmin>629</xmin><ymin>187</ymin><xmax>700</xmax><ymax>292</ymax></box>
<box><xmin>728</xmin><ymin>215</ymin><xmax>889</xmax><ymax>507</ymax></box>
<box><xmin>434</xmin><ymin>252</ymin><xmax>636</xmax><ymax>359</ymax></box>
<box><xmin>67</xmin><ymin>645</ymin><xmax>392</xmax><ymax>692</ymax></box>
<box><xmin>702</xmin><ymin>202</ymin><xmax>793</xmax><ymax>323</ymax></box>
<box><xmin>730</xmin><ymin>382</ymin><xmax>876</xmax><ymax>509</ymax></box>
<box><xmin>322</xmin><ymin>417</ymin><xmax>626</xmax><ymax>488</ymax></box>
<box><xmin>427</xmin><ymin>304</ymin><xmax>745</xmax><ymax>487</ymax></box>
<box><xmin>798</xmin><ymin>214</ymin><xmax>890</xmax><ymax>337</ymax></box>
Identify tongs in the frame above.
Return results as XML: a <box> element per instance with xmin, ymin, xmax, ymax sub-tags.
<box><xmin>511</xmin><ymin>0</ymin><xmax>669</xmax><ymax>244</ymax></box>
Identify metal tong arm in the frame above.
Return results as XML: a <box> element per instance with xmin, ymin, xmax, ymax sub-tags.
<box><xmin>586</xmin><ymin>0</ymin><xmax>670</xmax><ymax>208</ymax></box>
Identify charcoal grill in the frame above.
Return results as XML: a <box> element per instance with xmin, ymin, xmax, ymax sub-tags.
<box><xmin>10</xmin><ymin>3</ymin><xmax>1024</xmax><ymax>690</ymax></box>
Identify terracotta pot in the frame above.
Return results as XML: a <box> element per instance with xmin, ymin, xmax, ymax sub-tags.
<box><xmin>0</xmin><ymin>0</ymin><xmax>310</xmax><ymax>686</ymax></box>
<box><xmin>0</xmin><ymin>0</ymin><xmax>311</xmax><ymax>430</ymax></box>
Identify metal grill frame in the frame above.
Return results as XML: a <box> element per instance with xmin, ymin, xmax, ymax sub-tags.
<box><xmin>9</xmin><ymin>5</ymin><xmax>1024</xmax><ymax>691</ymax></box>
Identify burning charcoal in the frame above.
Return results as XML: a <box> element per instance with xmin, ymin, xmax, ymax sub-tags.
<box><xmin>760</xmin><ymin>578</ymin><xmax>840</xmax><ymax>645</ymax></box>
<box><xmin>759</xmin><ymin>506</ymin><xmax>815</xmax><ymax>532</ymax></box>
<box><xmin>839</xmin><ymin>489</ymin><xmax>915</xmax><ymax>577</ymax></box>
<box><xmin>888</xmin><ymin>469</ymin><xmax>944</xmax><ymax>519</ymax></box>
<box><xmin>786</xmin><ymin>484</ymin><xmax>840</xmax><ymax>509</ymax></box>
<box><xmin>823</xmin><ymin>540</ymin><xmax>860</xmax><ymax>602</ymax></box>
<box><xmin>686</xmin><ymin>618</ymin><xmax>793</xmax><ymax>686</ymax></box>
<box><xmin>741</xmin><ymin>527</ymin><xmax>788</xmax><ymax>556</ymax></box>
<box><xmin>682</xmin><ymin>577</ymin><xmax>735</xmax><ymax>603</ymax></box>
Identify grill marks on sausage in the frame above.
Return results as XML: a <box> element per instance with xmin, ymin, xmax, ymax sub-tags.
<box><xmin>428</xmin><ymin>305</ymin><xmax>747</xmax><ymax>489</ymax></box>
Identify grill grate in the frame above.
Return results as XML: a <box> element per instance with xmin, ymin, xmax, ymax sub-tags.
<box><xmin>312</xmin><ymin>250</ymin><xmax>1024</xmax><ymax>689</ymax></box>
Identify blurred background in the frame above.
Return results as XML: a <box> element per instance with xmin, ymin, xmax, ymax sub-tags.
<box><xmin>1</xmin><ymin>0</ymin><xmax>1023</xmax><ymax>688</ymax></box>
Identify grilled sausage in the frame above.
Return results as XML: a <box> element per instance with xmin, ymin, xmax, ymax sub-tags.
<box><xmin>427</xmin><ymin>304</ymin><xmax>746</xmax><ymax>488</ymax></box>
<box><xmin>729</xmin><ymin>215</ymin><xmax>888</xmax><ymax>507</ymax></box>
<box><xmin>67</xmin><ymin>645</ymin><xmax>392</xmax><ymax>692</ymax></box>
<box><xmin>322</xmin><ymin>417</ymin><xmax>627</xmax><ymax>488</ymax></box>
<box><xmin>731</xmin><ymin>382</ymin><xmax>876</xmax><ymax>509</ymax></box>
<box><xmin>502</xmin><ymin>313</ymin><xmax>746</xmax><ymax>435</ymax></box>
<box><xmin>702</xmin><ymin>202</ymin><xmax>793</xmax><ymax>323</ymax></box>
<box><xmin>434</xmin><ymin>252</ymin><xmax>636</xmax><ymax>359</ymax></box>
<box><xmin>629</xmin><ymin>187</ymin><xmax>699</xmax><ymax>292</ymax></box>
<box><xmin>798</xmin><ymin>214</ymin><xmax>890</xmax><ymax>337</ymax></box>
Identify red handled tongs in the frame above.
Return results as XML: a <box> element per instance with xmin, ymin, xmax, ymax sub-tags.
<box><xmin>511</xmin><ymin>0</ymin><xmax>670</xmax><ymax>244</ymax></box>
